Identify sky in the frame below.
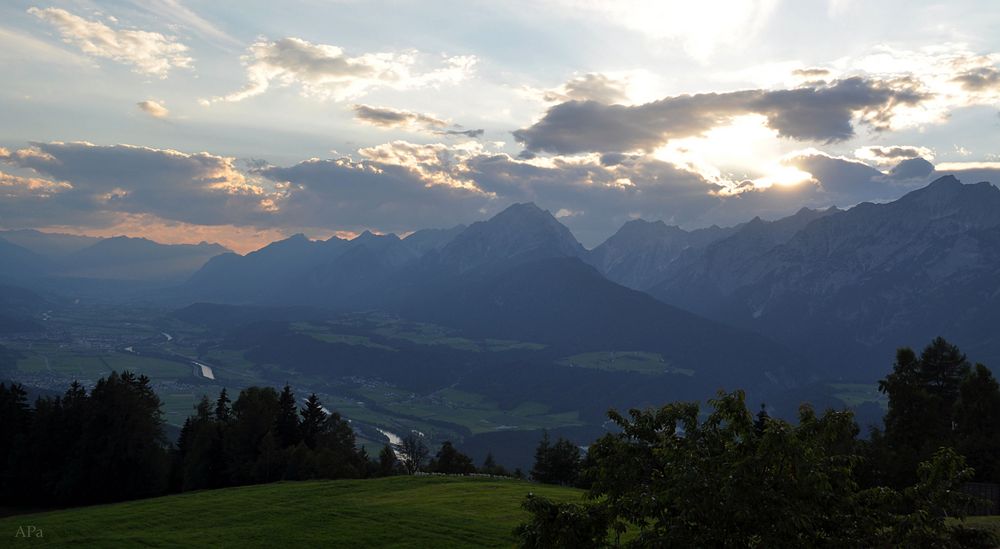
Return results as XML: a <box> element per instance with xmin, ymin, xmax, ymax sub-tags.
<box><xmin>2</xmin><ymin>0</ymin><xmax>1000</xmax><ymax>253</ymax></box>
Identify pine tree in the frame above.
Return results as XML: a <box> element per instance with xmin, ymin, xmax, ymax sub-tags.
<box><xmin>954</xmin><ymin>364</ymin><xmax>1000</xmax><ymax>482</ymax></box>
<box><xmin>879</xmin><ymin>338</ymin><xmax>973</xmax><ymax>485</ymax></box>
<box><xmin>300</xmin><ymin>393</ymin><xmax>327</xmax><ymax>450</ymax></box>
<box><xmin>531</xmin><ymin>432</ymin><xmax>581</xmax><ymax>486</ymax></box>
<box><xmin>214</xmin><ymin>388</ymin><xmax>231</xmax><ymax>422</ymax></box>
<box><xmin>274</xmin><ymin>385</ymin><xmax>300</xmax><ymax>448</ymax></box>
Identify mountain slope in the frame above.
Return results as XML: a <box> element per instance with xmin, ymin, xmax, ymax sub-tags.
<box><xmin>393</xmin><ymin>255</ymin><xmax>800</xmax><ymax>392</ymax></box>
<box><xmin>586</xmin><ymin>219</ymin><xmax>737</xmax><ymax>290</ymax></box>
<box><xmin>0</xmin><ymin>229</ymin><xmax>100</xmax><ymax>257</ymax></box>
<box><xmin>651</xmin><ymin>176</ymin><xmax>1000</xmax><ymax>377</ymax></box>
<box><xmin>435</xmin><ymin>203</ymin><xmax>585</xmax><ymax>274</ymax></box>
<box><xmin>0</xmin><ymin>237</ymin><xmax>51</xmax><ymax>281</ymax></box>
<box><xmin>64</xmin><ymin>236</ymin><xmax>229</xmax><ymax>281</ymax></box>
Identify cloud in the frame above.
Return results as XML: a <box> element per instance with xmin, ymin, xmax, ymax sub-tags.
<box><xmin>441</xmin><ymin>129</ymin><xmax>485</xmax><ymax>138</ymax></box>
<box><xmin>0</xmin><ymin>137</ymin><xmax>981</xmax><ymax>251</ymax></box>
<box><xmin>0</xmin><ymin>25</ymin><xmax>93</xmax><ymax>67</ymax></box>
<box><xmin>137</xmin><ymin>100</ymin><xmax>169</xmax><ymax>118</ymax></box>
<box><xmin>543</xmin><ymin>73</ymin><xmax>630</xmax><ymax>104</ymax></box>
<box><xmin>855</xmin><ymin>145</ymin><xmax>934</xmax><ymax>165</ymax></box>
<box><xmin>28</xmin><ymin>7</ymin><xmax>192</xmax><ymax>77</ymax></box>
<box><xmin>353</xmin><ymin>104</ymin><xmax>447</xmax><ymax>129</ymax></box>
<box><xmin>0</xmin><ymin>170</ymin><xmax>72</xmax><ymax>198</ymax></box>
<box><xmin>514</xmin><ymin>77</ymin><xmax>927</xmax><ymax>155</ymax></box>
<box><xmin>953</xmin><ymin>66</ymin><xmax>1000</xmax><ymax>91</ymax></box>
<box><xmin>351</xmin><ymin>105</ymin><xmax>485</xmax><ymax>138</ymax></box>
<box><xmin>205</xmin><ymin>37</ymin><xmax>476</xmax><ymax>103</ymax></box>
<box><xmin>0</xmin><ymin>142</ymin><xmax>271</xmax><ymax>228</ymax></box>
<box><xmin>791</xmin><ymin>67</ymin><xmax>831</xmax><ymax>79</ymax></box>
<box><xmin>258</xmin><ymin>147</ymin><xmax>489</xmax><ymax>233</ymax></box>
<box><xmin>128</xmin><ymin>0</ymin><xmax>242</xmax><ymax>49</ymax></box>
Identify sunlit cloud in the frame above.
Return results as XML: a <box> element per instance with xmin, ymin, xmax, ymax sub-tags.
<box><xmin>204</xmin><ymin>37</ymin><xmax>476</xmax><ymax>103</ymax></box>
<box><xmin>0</xmin><ymin>170</ymin><xmax>72</xmax><ymax>198</ymax></box>
<box><xmin>28</xmin><ymin>7</ymin><xmax>192</xmax><ymax>77</ymax></box>
<box><xmin>136</xmin><ymin>99</ymin><xmax>169</xmax><ymax>118</ymax></box>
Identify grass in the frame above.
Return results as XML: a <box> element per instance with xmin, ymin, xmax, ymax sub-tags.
<box><xmin>355</xmin><ymin>386</ymin><xmax>584</xmax><ymax>435</ymax></box>
<box><xmin>559</xmin><ymin>351</ymin><xmax>694</xmax><ymax>376</ymax></box>
<box><xmin>102</xmin><ymin>353</ymin><xmax>193</xmax><ymax>380</ymax></box>
<box><xmin>291</xmin><ymin>322</ymin><xmax>397</xmax><ymax>351</ymax></box>
<box><xmin>0</xmin><ymin>476</ymin><xmax>584</xmax><ymax>548</ymax></box>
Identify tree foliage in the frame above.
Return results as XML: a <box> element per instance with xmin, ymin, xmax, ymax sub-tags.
<box><xmin>0</xmin><ymin>375</ymin><xmax>373</xmax><ymax>508</ymax></box>
<box><xmin>530</xmin><ymin>432</ymin><xmax>581</xmax><ymax>486</ymax></box>
<box><xmin>429</xmin><ymin>441</ymin><xmax>476</xmax><ymax>475</ymax></box>
<box><xmin>400</xmin><ymin>434</ymin><xmax>429</xmax><ymax>474</ymax></box>
<box><xmin>517</xmin><ymin>389</ymin><xmax>993</xmax><ymax>548</ymax></box>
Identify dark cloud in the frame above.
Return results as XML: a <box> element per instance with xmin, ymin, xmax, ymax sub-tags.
<box><xmin>259</xmin><ymin>154</ymin><xmax>488</xmax><ymax>233</ymax></box>
<box><xmin>514</xmin><ymin>77</ymin><xmax>928</xmax><ymax>155</ymax></box>
<box><xmin>0</xmin><ymin>139</ymin><xmax>972</xmax><ymax>250</ymax></box>
<box><xmin>352</xmin><ymin>104</ymin><xmax>448</xmax><ymax>130</ymax></box>
<box><xmin>465</xmin><ymin>154</ymin><xmax>724</xmax><ymax>244</ymax></box>
<box><xmin>858</xmin><ymin>145</ymin><xmax>931</xmax><ymax>160</ymax></box>
<box><xmin>0</xmin><ymin>142</ymin><xmax>269</xmax><ymax>228</ymax></box>
<box><xmin>352</xmin><ymin>104</ymin><xmax>483</xmax><ymax>138</ymax></box>
<box><xmin>953</xmin><ymin>66</ymin><xmax>1000</xmax><ymax>91</ymax></box>
<box><xmin>439</xmin><ymin>128</ymin><xmax>485</xmax><ymax>138</ymax></box>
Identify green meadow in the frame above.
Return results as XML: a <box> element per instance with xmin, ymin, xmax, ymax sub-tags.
<box><xmin>0</xmin><ymin>476</ymin><xmax>583</xmax><ymax>548</ymax></box>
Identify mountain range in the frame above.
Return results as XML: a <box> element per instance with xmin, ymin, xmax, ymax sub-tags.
<box><xmin>0</xmin><ymin>230</ymin><xmax>230</xmax><ymax>283</ymax></box>
<box><xmin>3</xmin><ymin>176</ymin><xmax>998</xmax><ymax>387</ymax></box>
<box><xmin>175</xmin><ymin>175</ymin><xmax>1000</xmax><ymax>384</ymax></box>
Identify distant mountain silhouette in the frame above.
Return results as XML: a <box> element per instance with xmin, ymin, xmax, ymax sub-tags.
<box><xmin>401</xmin><ymin>225</ymin><xmax>466</xmax><ymax>255</ymax></box>
<box><xmin>434</xmin><ymin>203</ymin><xmax>585</xmax><ymax>274</ymax></box>
<box><xmin>586</xmin><ymin>219</ymin><xmax>738</xmax><ymax>290</ymax></box>
<box><xmin>0</xmin><ymin>229</ymin><xmax>100</xmax><ymax>257</ymax></box>
<box><xmin>63</xmin><ymin>237</ymin><xmax>230</xmax><ymax>281</ymax></box>
<box><xmin>0</xmin><ymin>238</ymin><xmax>51</xmax><ymax>281</ymax></box>
<box><xmin>649</xmin><ymin>176</ymin><xmax>1000</xmax><ymax>377</ymax></box>
<box><xmin>0</xmin><ymin>232</ymin><xmax>230</xmax><ymax>284</ymax></box>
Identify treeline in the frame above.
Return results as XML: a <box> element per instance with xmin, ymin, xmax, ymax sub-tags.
<box><xmin>517</xmin><ymin>337</ymin><xmax>1000</xmax><ymax>547</ymax></box>
<box><xmin>0</xmin><ymin>376</ymin><xmax>503</xmax><ymax>508</ymax></box>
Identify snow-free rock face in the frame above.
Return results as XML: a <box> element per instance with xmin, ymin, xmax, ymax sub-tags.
<box><xmin>586</xmin><ymin>220</ymin><xmax>736</xmax><ymax>290</ymax></box>
<box><xmin>436</xmin><ymin>203</ymin><xmax>585</xmax><ymax>274</ymax></box>
<box><xmin>650</xmin><ymin>176</ymin><xmax>1000</xmax><ymax>377</ymax></box>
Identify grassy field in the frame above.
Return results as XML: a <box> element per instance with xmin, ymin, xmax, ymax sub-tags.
<box><xmin>0</xmin><ymin>476</ymin><xmax>583</xmax><ymax>547</ymax></box>
<box><xmin>559</xmin><ymin>351</ymin><xmax>694</xmax><ymax>376</ymax></box>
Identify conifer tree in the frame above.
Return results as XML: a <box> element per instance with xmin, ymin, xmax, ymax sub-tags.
<box><xmin>274</xmin><ymin>385</ymin><xmax>301</xmax><ymax>448</ymax></box>
<box><xmin>300</xmin><ymin>393</ymin><xmax>327</xmax><ymax>449</ymax></box>
<box><xmin>215</xmin><ymin>388</ymin><xmax>232</xmax><ymax>422</ymax></box>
